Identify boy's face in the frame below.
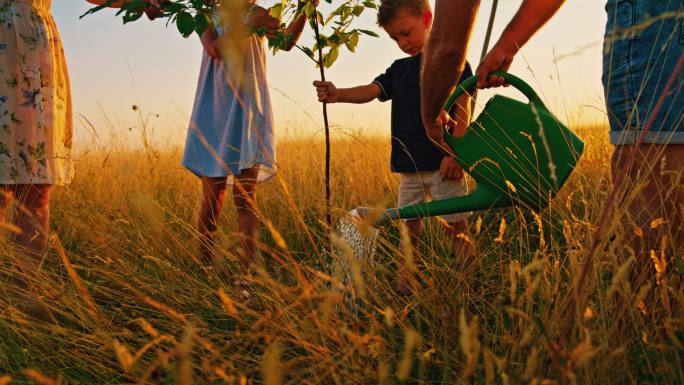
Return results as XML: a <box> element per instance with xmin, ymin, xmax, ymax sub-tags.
<box><xmin>382</xmin><ymin>8</ymin><xmax>432</xmax><ymax>56</ymax></box>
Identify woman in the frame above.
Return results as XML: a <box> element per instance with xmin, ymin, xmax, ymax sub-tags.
<box><xmin>0</xmin><ymin>0</ymin><xmax>161</xmax><ymax>274</ymax></box>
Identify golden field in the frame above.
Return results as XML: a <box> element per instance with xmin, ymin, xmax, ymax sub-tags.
<box><xmin>0</xmin><ymin>122</ymin><xmax>682</xmax><ymax>385</ymax></box>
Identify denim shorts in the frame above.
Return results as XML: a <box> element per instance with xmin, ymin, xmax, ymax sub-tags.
<box><xmin>602</xmin><ymin>0</ymin><xmax>684</xmax><ymax>145</ymax></box>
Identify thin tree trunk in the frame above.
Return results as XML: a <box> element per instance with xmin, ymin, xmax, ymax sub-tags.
<box><xmin>312</xmin><ymin>10</ymin><xmax>332</xmax><ymax>228</ymax></box>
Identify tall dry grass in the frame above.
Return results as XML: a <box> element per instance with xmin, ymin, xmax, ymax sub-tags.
<box><xmin>0</xmin><ymin>119</ymin><xmax>682</xmax><ymax>385</ymax></box>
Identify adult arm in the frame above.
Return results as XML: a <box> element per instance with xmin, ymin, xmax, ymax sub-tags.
<box><xmin>421</xmin><ymin>0</ymin><xmax>480</xmax><ymax>147</ymax></box>
<box><xmin>476</xmin><ymin>0</ymin><xmax>566</xmax><ymax>88</ymax></box>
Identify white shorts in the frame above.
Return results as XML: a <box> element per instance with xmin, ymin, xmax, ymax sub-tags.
<box><xmin>398</xmin><ymin>170</ymin><xmax>471</xmax><ymax>224</ymax></box>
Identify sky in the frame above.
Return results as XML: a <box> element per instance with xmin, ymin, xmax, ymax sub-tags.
<box><xmin>52</xmin><ymin>1</ymin><xmax>608</xmax><ymax>150</ymax></box>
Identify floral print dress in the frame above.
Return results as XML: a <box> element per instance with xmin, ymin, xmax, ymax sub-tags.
<box><xmin>0</xmin><ymin>0</ymin><xmax>73</xmax><ymax>185</ymax></box>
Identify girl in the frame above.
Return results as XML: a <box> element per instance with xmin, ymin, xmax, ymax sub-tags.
<box><xmin>183</xmin><ymin>1</ymin><xmax>309</xmax><ymax>266</ymax></box>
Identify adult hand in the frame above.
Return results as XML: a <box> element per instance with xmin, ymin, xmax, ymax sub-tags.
<box><xmin>439</xmin><ymin>156</ymin><xmax>464</xmax><ymax>181</ymax></box>
<box><xmin>313</xmin><ymin>80</ymin><xmax>338</xmax><ymax>103</ymax></box>
<box><xmin>144</xmin><ymin>0</ymin><xmax>164</xmax><ymax>20</ymax></box>
<box><xmin>475</xmin><ymin>42</ymin><xmax>515</xmax><ymax>89</ymax></box>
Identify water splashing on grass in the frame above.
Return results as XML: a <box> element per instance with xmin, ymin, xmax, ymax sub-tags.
<box><xmin>329</xmin><ymin>209</ymin><xmax>380</xmax><ymax>301</ymax></box>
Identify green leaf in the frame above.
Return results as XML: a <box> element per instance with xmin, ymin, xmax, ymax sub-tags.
<box><xmin>122</xmin><ymin>11</ymin><xmax>144</xmax><ymax>24</ymax></box>
<box><xmin>194</xmin><ymin>12</ymin><xmax>209</xmax><ymax>36</ymax></box>
<box><xmin>301</xmin><ymin>46</ymin><xmax>315</xmax><ymax>60</ymax></box>
<box><xmin>352</xmin><ymin>5</ymin><xmax>364</xmax><ymax>16</ymax></box>
<box><xmin>345</xmin><ymin>31</ymin><xmax>359</xmax><ymax>52</ymax></box>
<box><xmin>269</xmin><ymin>3</ymin><xmax>283</xmax><ymax>20</ymax></box>
<box><xmin>327</xmin><ymin>33</ymin><xmax>341</xmax><ymax>45</ymax></box>
<box><xmin>79</xmin><ymin>0</ymin><xmax>117</xmax><ymax>19</ymax></box>
<box><xmin>357</xmin><ymin>29</ymin><xmax>379</xmax><ymax>37</ymax></box>
<box><xmin>363</xmin><ymin>0</ymin><xmax>377</xmax><ymax>9</ymax></box>
<box><xmin>324</xmin><ymin>3</ymin><xmax>346</xmax><ymax>25</ymax></box>
<box><xmin>122</xmin><ymin>0</ymin><xmax>146</xmax><ymax>12</ymax></box>
<box><xmin>303</xmin><ymin>2</ymin><xmax>315</xmax><ymax>18</ymax></box>
<box><xmin>176</xmin><ymin>11</ymin><xmax>195</xmax><ymax>38</ymax></box>
<box><xmin>322</xmin><ymin>47</ymin><xmax>339</xmax><ymax>68</ymax></box>
<box><xmin>163</xmin><ymin>2</ymin><xmax>184</xmax><ymax>12</ymax></box>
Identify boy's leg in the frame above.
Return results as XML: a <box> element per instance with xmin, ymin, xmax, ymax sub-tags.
<box><xmin>233</xmin><ymin>165</ymin><xmax>260</xmax><ymax>267</ymax></box>
<box><xmin>431</xmin><ymin>173</ymin><xmax>478</xmax><ymax>273</ymax></box>
<box><xmin>396</xmin><ymin>172</ymin><xmax>427</xmax><ymax>294</ymax></box>
<box><xmin>446</xmin><ymin>219</ymin><xmax>478</xmax><ymax>275</ymax></box>
<box><xmin>199</xmin><ymin>176</ymin><xmax>228</xmax><ymax>263</ymax></box>
<box><xmin>397</xmin><ymin>218</ymin><xmax>423</xmax><ymax>294</ymax></box>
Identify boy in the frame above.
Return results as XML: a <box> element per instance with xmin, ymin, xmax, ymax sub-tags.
<box><xmin>313</xmin><ymin>0</ymin><xmax>476</xmax><ymax>294</ymax></box>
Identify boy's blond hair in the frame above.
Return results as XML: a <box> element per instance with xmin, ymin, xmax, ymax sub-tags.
<box><xmin>377</xmin><ymin>0</ymin><xmax>431</xmax><ymax>27</ymax></box>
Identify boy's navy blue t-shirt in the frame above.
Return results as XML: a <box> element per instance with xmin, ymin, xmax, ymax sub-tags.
<box><xmin>373</xmin><ymin>55</ymin><xmax>472</xmax><ymax>173</ymax></box>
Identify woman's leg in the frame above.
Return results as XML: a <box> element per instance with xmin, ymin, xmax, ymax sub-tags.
<box><xmin>12</xmin><ymin>184</ymin><xmax>51</xmax><ymax>261</ymax></box>
<box><xmin>233</xmin><ymin>166</ymin><xmax>260</xmax><ymax>267</ymax></box>
<box><xmin>198</xmin><ymin>176</ymin><xmax>228</xmax><ymax>263</ymax></box>
<box><xmin>0</xmin><ymin>185</ymin><xmax>13</xmax><ymax>225</ymax></box>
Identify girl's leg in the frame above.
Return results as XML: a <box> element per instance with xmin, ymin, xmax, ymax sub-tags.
<box><xmin>12</xmin><ymin>184</ymin><xmax>51</xmax><ymax>262</ymax></box>
<box><xmin>233</xmin><ymin>166</ymin><xmax>260</xmax><ymax>267</ymax></box>
<box><xmin>198</xmin><ymin>176</ymin><xmax>228</xmax><ymax>263</ymax></box>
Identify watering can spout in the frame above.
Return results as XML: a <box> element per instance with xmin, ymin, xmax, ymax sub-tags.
<box><xmin>353</xmin><ymin>206</ymin><xmax>400</xmax><ymax>227</ymax></box>
<box><xmin>354</xmin><ymin>185</ymin><xmax>504</xmax><ymax>225</ymax></box>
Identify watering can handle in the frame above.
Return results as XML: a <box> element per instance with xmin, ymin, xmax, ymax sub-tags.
<box><xmin>443</xmin><ymin>71</ymin><xmax>546</xmax><ymax>113</ymax></box>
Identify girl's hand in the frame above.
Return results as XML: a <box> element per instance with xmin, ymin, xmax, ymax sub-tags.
<box><xmin>201</xmin><ymin>28</ymin><xmax>221</xmax><ymax>60</ymax></box>
<box><xmin>313</xmin><ymin>80</ymin><xmax>339</xmax><ymax>103</ymax></box>
<box><xmin>245</xmin><ymin>5</ymin><xmax>280</xmax><ymax>31</ymax></box>
<box><xmin>439</xmin><ymin>156</ymin><xmax>464</xmax><ymax>181</ymax></box>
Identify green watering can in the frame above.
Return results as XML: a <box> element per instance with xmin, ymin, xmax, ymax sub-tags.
<box><xmin>358</xmin><ymin>72</ymin><xmax>584</xmax><ymax>223</ymax></box>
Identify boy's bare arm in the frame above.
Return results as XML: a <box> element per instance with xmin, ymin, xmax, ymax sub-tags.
<box><xmin>452</xmin><ymin>93</ymin><xmax>471</xmax><ymax>137</ymax></box>
<box><xmin>313</xmin><ymin>81</ymin><xmax>382</xmax><ymax>104</ymax></box>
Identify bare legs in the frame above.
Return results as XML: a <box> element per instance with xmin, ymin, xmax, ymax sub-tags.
<box><xmin>198</xmin><ymin>166</ymin><xmax>260</xmax><ymax>267</ymax></box>
<box><xmin>612</xmin><ymin>144</ymin><xmax>684</xmax><ymax>255</ymax></box>
<box><xmin>1</xmin><ymin>184</ymin><xmax>52</xmax><ymax>271</ymax></box>
<box><xmin>396</xmin><ymin>218</ymin><xmax>476</xmax><ymax>294</ymax></box>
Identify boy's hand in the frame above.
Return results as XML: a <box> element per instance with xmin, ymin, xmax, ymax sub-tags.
<box><xmin>439</xmin><ymin>110</ymin><xmax>457</xmax><ymax>134</ymax></box>
<box><xmin>313</xmin><ymin>80</ymin><xmax>338</xmax><ymax>103</ymax></box>
<box><xmin>426</xmin><ymin>111</ymin><xmax>455</xmax><ymax>157</ymax></box>
<box><xmin>439</xmin><ymin>156</ymin><xmax>464</xmax><ymax>181</ymax></box>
